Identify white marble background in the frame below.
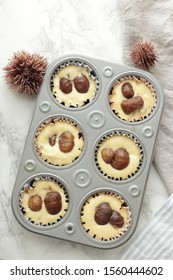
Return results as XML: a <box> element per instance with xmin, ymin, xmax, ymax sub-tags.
<box><xmin>0</xmin><ymin>0</ymin><xmax>168</xmax><ymax>259</ymax></box>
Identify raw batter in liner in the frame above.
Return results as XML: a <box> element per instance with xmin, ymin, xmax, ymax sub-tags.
<box><xmin>81</xmin><ymin>192</ymin><xmax>131</xmax><ymax>241</ymax></box>
<box><xmin>35</xmin><ymin>119</ymin><xmax>84</xmax><ymax>166</ymax></box>
<box><xmin>52</xmin><ymin>65</ymin><xmax>97</xmax><ymax>107</ymax></box>
<box><xmin>21</xmin><ymin>179</ymin><xmax>69</xmax><ymax>225</ymax></box>
<box><xmin>109</xmin><ymin>76</ymin><xmax>156</xmax><ymax>122</ymax></box>
<box><xmin>96</xmin><ymin>135</ymin><xmax>142</xmax><ymax>180</ymax></box>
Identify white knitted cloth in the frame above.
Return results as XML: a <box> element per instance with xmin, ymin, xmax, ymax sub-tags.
<box><xmin>119</xmin><ymin>194</ymin><xmax>173</xmax><ymax>259</ymax></box>
<box><xmin>121</xmin><ymin>0</ymin><xmax>173</xmax><ymax>194</ymax></box>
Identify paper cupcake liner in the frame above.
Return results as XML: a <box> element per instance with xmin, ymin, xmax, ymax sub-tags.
<box><xmin>19</xmin><ymin>175</ymin><xmax>69</xmax><ymax>226</ymax></box>
<box><xmin>109</xmin><ymin>75</ymin><xmax>157</xmax><ymax>122</ymax></box>
<box><xmin>80</xmin><ymin>191</ymin><xmax>131</xmax><ymax>242</ymax></box>
<box><xmin>34</xmin><ymin>116</ymin><xmax>84</xmax><ymax>166</ymax></box>
<box><xmin>94</xmin><ymin>130</ymin><xmax>144</xmax><ymax>181</ymax></box>
<box><xmin>51</xmin><ymin>59</ymin><xmax>99</xmax><ymax>108</ymax></box>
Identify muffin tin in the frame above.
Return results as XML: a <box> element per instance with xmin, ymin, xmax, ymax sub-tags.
<box><xmin>11</xmin><ymin>54</ymin><xmax>164</xmax><ymax>249</ymax></box>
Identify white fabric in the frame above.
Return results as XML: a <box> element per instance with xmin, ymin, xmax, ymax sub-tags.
<box><xmin>119</xmin><ymin>194</ymin><xmax>173</xmax><ymax>259</ymax></box>
<box><xmin>121</xmin><ymin>0</ymin><xmax>173</xmax><ymax>194</ymax></box>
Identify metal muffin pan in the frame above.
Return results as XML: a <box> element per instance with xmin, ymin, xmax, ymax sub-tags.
<box><xmin>11</xmin><ymin>54</ymin><xmax>164</xmax><ymax>249</ymax></box>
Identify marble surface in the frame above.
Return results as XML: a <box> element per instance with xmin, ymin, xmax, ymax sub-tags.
<box><xmin>0</xmin><ymin>0</ymin><xmax>169</xmax><ymax>259</ymax></box>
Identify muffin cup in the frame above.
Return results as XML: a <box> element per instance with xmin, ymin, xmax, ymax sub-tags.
<box><xmin>80</xmin><ymin>190</ymin><xmax>131</xmax><ymax>242</ymax></box>
<box><xmin>19</xmin><ymin>175</ymin><xmax>69</xmax><ymax>226</ymax></box>
<box><xmin>94</xmin><ymin>130</ymin><xmax>144</xmax><ymax>181</ymax></box>
<box><xmin>50</xmin><ymin>59</ymin><xmax>100</xmax><ymax>108</ymax></box>
<box><xmin>109</xmin><ymin>75</ymin><xmax>157</xmax><ymax>122</ymax></box>
<box><xmin>34</xmin><ymin>116</ymin><xmax>85</xmax><ymax>167</ymax></box>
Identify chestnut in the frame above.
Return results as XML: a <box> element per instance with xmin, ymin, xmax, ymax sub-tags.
<box><xmin>94</xmin><ymin>202</ymin><xmax>112</xmax><ymax>225</ymax></box>
<box><xmin>44</xmin><ymin>191</ymin><xmax>62</xmax><ymax>215</ymax></box>
<box><xmin>111</xmin><ymin>148</ymin><xmax>130</xmax><ymax>170</ymax></box>
<box><xmin>59</xmin><ymin>131</ymin><xmax>74</xmax><ymax>153</ymax></box>
<box><xmin>101</xmin><ymin>148</ymin><xmax>114</xmax><ymax>164</ymax></box>
<box><xmin>121</xmin><ymin>96</ymin><xmax>144</xmax><ymax>115</ymax></box>
<box><xmin>121</xmin><ymin>82</ymin><xmax>134</xmax><ymax>99</ymax></box>
<box><xmin>109</xmin><ymin>210</ymin><xmax>124</xmax><ymax>228</ymax></box>
<box><xmin>73</xmin><ymin>74</ymin><xmax>89</xmax><ymax>93</ymax></box>
<box><xmin>59</xmin><ymin>77</ymin><xmax>72</xmax><ymax>94</ymax></box>
<box><xmin>28</xmin><ymin>194</ymin><xmax>42</xmax><ymax>211</ymax></box>
<box><xmin>49</xmin><ymin>134</ymin><xmax>57</xmax><ymax>146</ymax></box>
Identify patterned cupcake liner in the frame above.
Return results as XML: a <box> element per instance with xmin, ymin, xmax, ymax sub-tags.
<box><xmin>80</xmin><ymin>191</ymin><xmax>131</xmax><ymax>242</ymax></box>
<box><xmin>50</xmin><ymin>59</ymin><xmax>100</xmax><ymax>108</ymax></box>
<box><xmin>94</xmin><ymin>130</ymin><xmax>144</xmax><ymax>181</ymax></box>
<box><xmin>19</xmin><ymin>175</ymin><xmax>69</xmax><ymax>226</ymax></box>
<box><xmin>109</xmin><ymin>75</ymin><xmax>157</xmax><ymax>122</ymax></box>
<box><xmin>34</xmin><ymin>116</ymin><xmax>84</xmax><ymax>166</ymax></box>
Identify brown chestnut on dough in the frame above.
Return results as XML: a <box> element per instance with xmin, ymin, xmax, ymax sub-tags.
<box><xmin>73</xmin><ymin>74</ymin><xmax>89</xmax><ymax>93</ymax></box>
<box><xmin>121</xmin><ymin>96</ymin><xmax>144</xmax><ymax>115</ymax></box>
<box><xmin>44</xmin><ymin>191</ymin><xmax>62</xmax><ymax>215</ymax></box>
<box><xmin>59</xmin><ymin>131</ymin><xmax>74</xmax><ymax>153</ymax></box>
<box><xmin>49</xmin><ymin>134</ymin><xmax>57</xmax><ymax>146</ymax></box>
<box><xmin>109</xmin><ymin>210</ymin><xmax>124</xmax><ymax>228</ymax></box>
<box><xmin>59</xmin><ymin>77</ymin><xmax>72</xmax><ymax>94</ymax></box>
<box><xmin>94</xmin><ymin>202</ymin><xmax>112</xmax><ymax>225</ymax></box>
<box><xmin>28</xmin><ymin>194</ymin><xmax>42</xmax><ymax>211</ymax></box>
<box><xmin>121</xmin><ymin>82</ymin><xmax>134</xmax><ymax>99</ymax></box>
<box><xmin>111</xmin><ymin>148</ymin><xmax>130</xmax><ymax>170</ymax></box>
<box><xmin>101</xmin><ymin>148</ymin><xmax>114</xmax><ymax>164</ymax></box>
